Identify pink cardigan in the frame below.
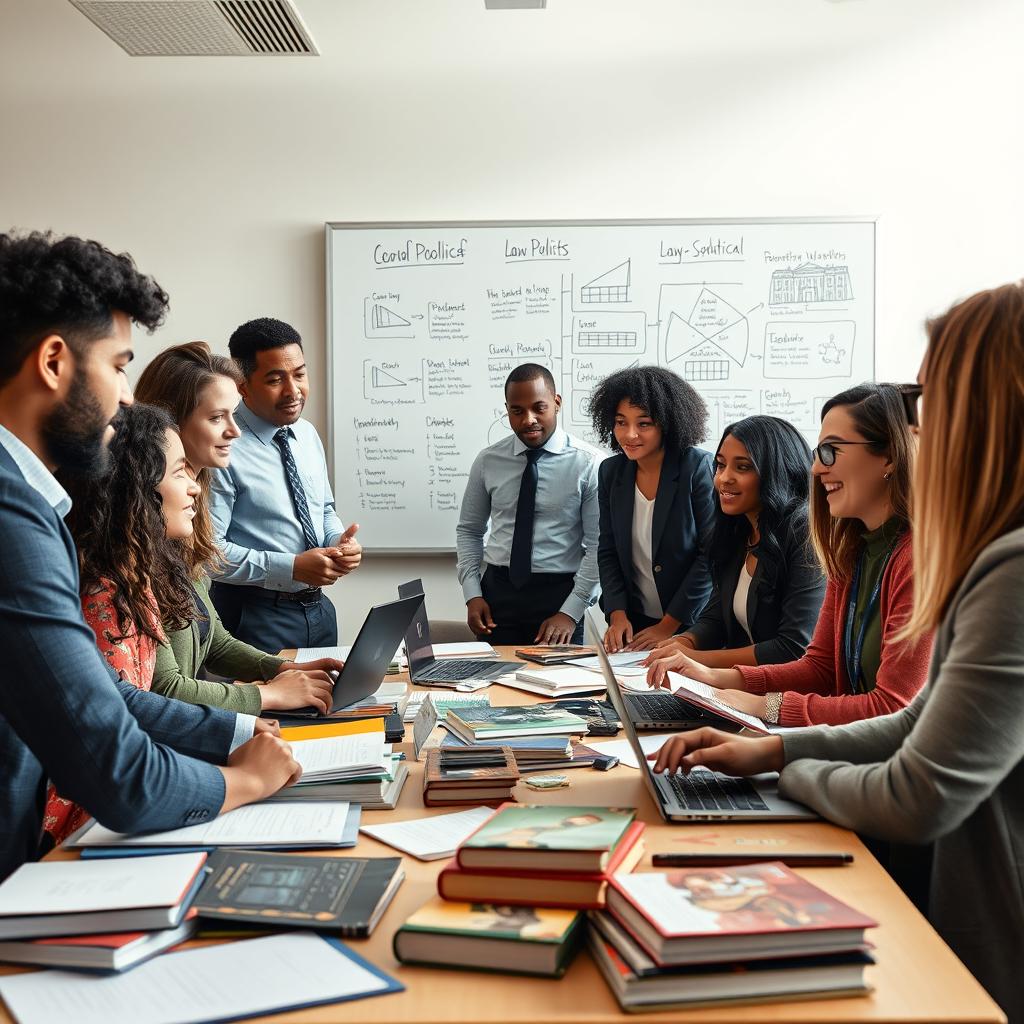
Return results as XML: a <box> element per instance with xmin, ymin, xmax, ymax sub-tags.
<box><xmin>737</xmin><ymin>532</ymin><xmax>933</xmax><ymax>727</ymax></box>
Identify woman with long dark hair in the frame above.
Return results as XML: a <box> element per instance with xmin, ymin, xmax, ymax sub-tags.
<box><xmin>648</xmin><ymin>383</ymin><xmax>932</xmax><ymax>727</ymax></box>
<box><xmin>645</xmin><ymin>415</ymin><xmax>824</xmax><ymax>670</ymax></box>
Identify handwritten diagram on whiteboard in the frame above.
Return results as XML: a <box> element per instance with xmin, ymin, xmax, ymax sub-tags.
<box><xmin>327</xmin><ymin>219</ymin><xmax>875</xmax><ymax>550</ymax></box>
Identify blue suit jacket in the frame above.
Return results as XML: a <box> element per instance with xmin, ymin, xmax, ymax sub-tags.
<box><xmin>597</xmin><ymin>445</ymin><xmax>716</xmax><ymax>629</ymax></box>
<box><xmin>0</xmin><ymin>447</ymin><xmax>232</xmax><ymax>879</ymax></box>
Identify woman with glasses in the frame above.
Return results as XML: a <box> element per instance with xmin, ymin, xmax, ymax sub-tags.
<box><xmin>647</xmin><ymin>382</ymin><xmax>932</xmax><ymax>727</ymax></box>
<box><xmin>648</xmin><ymin>287</ymin><xmax>1024</xmax><ymax>1024</ymax></box>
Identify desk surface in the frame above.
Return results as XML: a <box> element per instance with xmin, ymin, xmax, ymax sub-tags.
<box><xmin>5</xmin><ymin>650</ymin><xmax>1004</xmax><ymax>1024</ymax></box>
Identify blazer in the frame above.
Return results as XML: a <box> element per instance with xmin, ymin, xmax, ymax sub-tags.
<box><xmin>737</xmin><ymin>531</ymin><xmax>933</xmax><ymax>726</ymax></box>
<box><xmin>597</xmin><ymin>446</ymin><xmax>716</xmax><ymax>629</ymax></box>
<box><xmin>0</xmin><ymin>446</ymin><xmax>233</xmax><ymax>880</ymax></box>
<box><xmin>686</xmin><ymin>516</ymin><xmax>826</xmax><ymax>665</ymax></box>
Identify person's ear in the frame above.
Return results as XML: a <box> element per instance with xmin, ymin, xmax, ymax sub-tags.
<box><xmin>237</xmin><ymin>376</ymin><xmax>251</xmax><ymax>401</ymax></box>
<box><xmin>35</xmin><ymin>335</ymin><xmax>74</xmax><ymax>395</ymax></box>
<box><xmin>553</xmin><ymin>393</ymin><xmax>562</xmax><ymax>412</ymax></box>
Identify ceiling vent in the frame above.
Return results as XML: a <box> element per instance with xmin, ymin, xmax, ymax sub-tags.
<box><xmin>68</xmin><ymin>1</ymin><xmax>319</xmax><ymax>56</ymax></box>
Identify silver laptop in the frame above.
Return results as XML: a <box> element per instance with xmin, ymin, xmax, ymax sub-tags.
<box><xmin>584</xmin><ymin>608</ymin><xmax>815</xmax><ymax>822</ymax></box>
<box><xmin>399</xmin><ymin>579</ymin><xmax>521</xmax><ymax>685</ymax></box>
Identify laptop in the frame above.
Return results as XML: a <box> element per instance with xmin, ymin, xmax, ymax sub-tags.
<box><xmin>584</xmin><ymin>608</ymin><xmax>815</xmax><ymax>822</ymax></box>
<box><xmin>284</xmin><ymin>594</ymin><xmax>424</xmax><ymax>717</ymax></box>
<box><xmin>398</xmin><ymin>579</ymin><xmax>521</xmax><ymax>686</ymax></box>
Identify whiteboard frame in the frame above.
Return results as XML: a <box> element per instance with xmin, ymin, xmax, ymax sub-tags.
<box><xmin>325</xmin><ymin>217</ymin><xmax>877</xmax><ymax>555</ymax></box>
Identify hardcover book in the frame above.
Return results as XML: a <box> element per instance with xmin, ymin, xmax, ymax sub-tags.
<box><xmin>444</xmin><ymin>704</ymin><xmax>588</xmax><ymax>742</ymax></box>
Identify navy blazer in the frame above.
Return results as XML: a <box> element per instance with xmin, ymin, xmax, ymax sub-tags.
<box><xmin>687</xmin><ymin>516</ymin><xmax>826</xmax><ymax>665</ymax></box>
<box><xmin>597</xmin><ymin>446</ymin><xmax>716</xmax><ymax>630</ymax></box>
<box><xmin>0</xmin><ymin>446</ymin><xmax>233</xmax><ymax>880</ymax></box>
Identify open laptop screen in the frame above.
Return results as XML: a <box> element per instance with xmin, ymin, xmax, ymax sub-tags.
<box><xmin>398</xmin><ymin>578</ymin><xmax>434</xmax><ymax>676</ymax></box>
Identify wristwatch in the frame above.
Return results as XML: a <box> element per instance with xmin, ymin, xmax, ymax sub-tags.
<box><xmin>763</xmin><ymin>692</ymin><xmax>784</xmax><ymax>724</ymax></box>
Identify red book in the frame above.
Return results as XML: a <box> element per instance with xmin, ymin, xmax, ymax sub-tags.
<box><xmin>438</xmin><ymin>821</ymin><xmax>646</xmax><ymax>909</ymax></box>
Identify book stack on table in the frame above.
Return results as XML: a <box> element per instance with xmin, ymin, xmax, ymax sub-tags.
<box><xmin>422</xmin><ymin>746</ymin><xmax>520</xmax><ymax>807</ymax></box>
<box><xmin>589</xmin><ymin>862</ymin><xmax>878</xmax><ymax>1011</ymax></box>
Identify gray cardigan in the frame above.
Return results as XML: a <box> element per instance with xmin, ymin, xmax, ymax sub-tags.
<box><xmin>778</xmin><ymin>526</ymin><xmax>1024</xmax><ymax>1023</ymax></box>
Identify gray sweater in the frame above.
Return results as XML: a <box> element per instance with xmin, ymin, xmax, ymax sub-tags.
<box><xmin>779</xmin><ymin>526</ymin><xmax>1024</xmax><ymax>1024</ymax></box>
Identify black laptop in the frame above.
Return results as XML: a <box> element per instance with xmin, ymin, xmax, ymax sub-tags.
<box><xmin>398</xmin><ymin>579</ymin><xmax>521</xmax><ymax>685</ymax></box>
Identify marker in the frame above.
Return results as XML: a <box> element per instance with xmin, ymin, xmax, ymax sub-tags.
<box><xmin>651</xmin><ymin>852</ymin><xmax>854</xmax><ymax>868</ymax></box>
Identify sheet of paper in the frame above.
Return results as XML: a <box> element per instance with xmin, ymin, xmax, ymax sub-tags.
<box><xmin>360</xmin><ymin>806</ymin><xmax>493</xmax><ymax>861</ymax></box>
<box><xmin>498</xmin><ymin>676</ymin><xmax>605</xmax><ymax>698</ymax></box>
<box><xmin>0</xmin><ymin>852</ymin><xmax>206</xmax><ymax>917</ymax></box>
<box><xmin>572</xmin><ymin>651</ymin><xmax>650</xmax><ymax>677</ymax></box>
<box><xmin>0</xmin><ymin>933</ymin><xmax>396</xmax><ymax>1024</ymax></box>
<box><xmin>669</xmin><ymin>672</ymin><xmax>769</xmax><ymax>734</ymax></box>
<box><xmin>70</xmin><ymin>802</ymin><xmax>352</xmax><ymax>848</ymax></box>
<box><xmin>587</xmin><ymin>733</ymin><xmax>677</xmax><ymax>770</ymax></box>
<box><xmin>295</xmin><ymin>645</ymin><xmax>352</xmax><ymax>662</ymax></box>
<box><xmin>431</xmin><ymin>641</ymin><xmax>497</xmax><ymax>658</ymax></box>
<box><xmin>292</xmin><ymin>733</ymin><xmax>388</xmax><ymax>780</ymax></box>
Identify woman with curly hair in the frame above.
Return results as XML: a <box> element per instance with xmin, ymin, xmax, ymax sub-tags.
<box><xmin>588</xmin><ymin>366</ymin><xmax>716</xmax><ymax>651</ymax></box>
<box><xmin>643</xmin><ymin>415</ymin><xmax>825</xmax><ymax>670</ymax></box>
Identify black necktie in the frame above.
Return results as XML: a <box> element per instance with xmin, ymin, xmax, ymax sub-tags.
<box><xmin>274</xmin><ymin>427</ymin><xmax>319</xmax><ymax>551</ymax></box>
<box><xmin>508</xmin><ymin>448</ymin><xmax>543</xmax><ymax>589</ymax></box>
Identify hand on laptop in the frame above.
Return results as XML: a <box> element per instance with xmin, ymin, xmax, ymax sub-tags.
<box><xmin>467</xmin><ymin>597</ymin><xmax>496</xmax><ymax>636</ymax></box>
<box><xmin>279</xmin><ymin>657</ymin><xmax>345</xmax><ymax>675</ymax></box>
<box><xmin>259</xmin><ymin>669</ymin><xmax>335</xmax><ymax>714</ymax></box>
<box><xmin>534</xmin><ymin>612</ymin><xmax>577</xmax><ymax>645</ymax></box>
<box><xmin>647</xmin><ymin>728</ymin><xmax>784</xmax><ymax>777</ymax></box>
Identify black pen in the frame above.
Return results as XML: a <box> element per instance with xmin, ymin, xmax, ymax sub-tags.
<box><xmin>651</xmin><ymin>852</ymin><xmax>854</xmax><ymax>868</ymax></box>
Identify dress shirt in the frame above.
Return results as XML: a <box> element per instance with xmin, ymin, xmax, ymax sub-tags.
<box><xmin>456</xmin><ymin>427</ymin><xmax>603</xmax><ymax>622</ymax></box>
<box><xmin>208</xmin><ymin>403</ymin><xmax>345</xmax><ymax>593</ymax></box>
<box><xmin>0</xmin><ymin>425</ymin><xmax>255</xmax><ymax>750</ymax></box>
<box><xmin>630</xmin><ymin>487</ymin><xmax>662</xmax><ymax>620</ymax></box>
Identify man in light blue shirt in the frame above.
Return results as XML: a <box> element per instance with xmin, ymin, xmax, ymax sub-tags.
<box><xmin>457</xmin><ymin>363</ymin><xmax>602</xmax><ymax>645</ymax></box>
<box><xmin>209</xmin><ymin>318</ymin><xmax>361</xmax><ymax>652</ymax></box>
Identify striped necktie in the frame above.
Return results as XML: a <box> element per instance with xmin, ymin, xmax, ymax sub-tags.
<box><xmin>274</xmin><ymin>427</ymin><xmax>319</xmax><ymax>551</ymax></box>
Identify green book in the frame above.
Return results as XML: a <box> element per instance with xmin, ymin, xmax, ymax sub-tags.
<box><xmin>393</xmin><ymin>896</ymin><xmax>583</xmax><ymax>977</ymax></box>
<box><xmin>445</xmin><ymin>704</ymin><xmax>588</xmax><ymax>742</ymax></box>
<box><xmin>457</xmin><ymin>803</ymin><xmax>637</xmax><ymax>872</ymax></box>
<box><xmin>193</xmin><ymin>851</ymin><xmax>404</xmax><ymax>938</ymax></box>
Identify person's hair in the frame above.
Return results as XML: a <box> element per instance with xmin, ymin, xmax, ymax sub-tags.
<box><xmin>62</xmin><ymin>402</ymin><xmax>198</xmax><ymax>643</ymax></box>
<box><xmin>709</xmin><ymin>416</ymin><xmax>814</xmax><ymax>582</ymax></box>
<box><xmin>228</xmin><ymin>317</ymin><xmax>302</xmax><ymax>378</ymax></box>
<box><xmin>587</xmin><ymin>365</ymin><xmax>707</xmax><ymax>451</ymax></box>
<box><xmin>809</xmin><ymin>382</ymin><xmax>915</xmax><ymax>582</ymax></box>
<box><xmin>0</xmin><ymin>230</ymin><xmax>167</xmax><ymax>385</ymax></box>
<box><xmin>900</xmin><ymin>283</ymin><xmax>1024</xmax><ymax>638</ymax></box>
<box><xmin>134</xmin><ymin>341</ymin><xmax>243</xmax><ymax>577</ymax></box>
<box><xmin>504</xmin><ymin>362</ymin><xmax>556</xmax><ymax>396</ymax></box>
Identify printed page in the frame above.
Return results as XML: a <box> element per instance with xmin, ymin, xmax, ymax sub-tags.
<box><xmin>360</xmin><ymin>806</ymin><xmax>494</xmax><ymax>861</ymax></box>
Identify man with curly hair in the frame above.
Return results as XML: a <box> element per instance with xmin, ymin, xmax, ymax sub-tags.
<box><xmin>0</xmin><ymin>230</ymin><xmax>300</xmax><ymax>878</ymax></box>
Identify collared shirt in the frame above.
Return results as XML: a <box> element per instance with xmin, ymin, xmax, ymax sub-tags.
<box><xmin>456</xmin><ymin>427</ymin><xmax>603</xmax><ymax>622</ymax></box>
<box><xmin>208</xmin><ymin>402</ymin><xmax>345</xmax><ymax>593</ymax></box>
<box><xmin>0</xmin><ymin>424</ymin><xmax>255</xmax><ymax>750</ymax></box>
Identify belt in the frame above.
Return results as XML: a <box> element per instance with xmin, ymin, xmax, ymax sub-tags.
<box><xmin>222</xmin><ymin>583</ymin><xmax>324</xmax><ymax>606</ymax></box>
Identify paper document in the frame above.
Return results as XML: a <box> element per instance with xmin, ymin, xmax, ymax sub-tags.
<box><xmin>291</xmin><ymin>733</ymin><xmax>389</xmax><ymax>782</ymax></box>
<box><xmin>360</xmin><ymin>806</ymin><xmax>493</xmax><ymax>861</ymax></box>
<box><xmin>295</xmin><ymin>645</ymin><xmax>352</xmax><ymax>662</ymax></box>
<box><xmin>573</xmin><ymin>651</ymin><xmax>650</xmax><ymax>677</ymax></box>
<box><xmin>669</xmin><ymin>673</ymin><xmax>770</xmax><ymax>734</ymax></box>
<box><xmin>588</xmin><ymin>733</ymin><xmax>678</xmax><ymax>770</ymax></box>
<box><xmin>0</xmin><ymin>932</ymin><xmax>400</xmax><ymax>1024</ymax></box>
<box><xmin>431</xmin><ymin>641</ymin><xmax>497</xmax><ymax>658</ymax></box>
<box><xmin>69</xmin><ymin>802</ymin><xmax>353</xmax><ymax>848</ymax></box>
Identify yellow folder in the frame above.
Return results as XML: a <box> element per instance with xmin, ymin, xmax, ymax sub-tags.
<box><xmin>280</xmin><ymin>718</ymin><xmax>384</xmax><ymax>741</ymax></box>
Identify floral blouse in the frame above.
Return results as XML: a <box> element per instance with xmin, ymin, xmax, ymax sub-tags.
<box><xmin>42</xmin><ymin>581</ymin><xmax>163</xmax><ymax>848</ymax></box>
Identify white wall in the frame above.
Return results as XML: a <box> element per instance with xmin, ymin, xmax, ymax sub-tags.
<box><xmin>2</xmin><ymin>0</ymin><xmax>1021</xmax><ymax>639</ymax></box>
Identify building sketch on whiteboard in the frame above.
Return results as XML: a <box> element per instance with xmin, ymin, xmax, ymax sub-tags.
<box><xmin>363</xmin><ymin>297</ymin><xmax>415</xmax><ymax>340</ymax></box>
<box><xmin>769</xmin><ymin>262</ymin><xmax>853</xmax><ymax>305</ymax></box>
<box><xmin>580</xmin><ymin>259</ymin><xmax>631</xmax><ymax>303</ymax></box>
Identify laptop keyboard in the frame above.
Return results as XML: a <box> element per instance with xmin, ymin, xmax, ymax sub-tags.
<box><xmin>665</xmin><ymin>771</ymin><xmax>769</xmax><ymax>812</ymax></box>
<box><xmin>418</xmin><ymin>659</ymin><xmax>512</xmax><ymax>680</ymax></box>
<box><xmin>627</xmin><ymin>691</ymin><xmax>708</xmax><ymax>723</ymax></box>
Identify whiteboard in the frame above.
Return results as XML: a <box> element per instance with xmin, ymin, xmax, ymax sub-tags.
<box><xmin>326</xmin><ymin>218</ymin><xmax>875</xmax><ymax>552</ymax></box>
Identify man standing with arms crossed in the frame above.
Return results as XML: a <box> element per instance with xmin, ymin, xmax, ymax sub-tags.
<box><xmin>209</xmin><ymin>317</ymin><xmax>361</xmax><ymax>652</ymax></box>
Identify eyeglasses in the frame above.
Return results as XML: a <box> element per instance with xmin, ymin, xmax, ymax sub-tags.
<box><xmin>811</xmin><ymin>440</ymin><xmax>876</xmax><ymax>467</ymax></box>
<box><xmin>898</xmin><ymin>383</ymin><xmax>923</xmax><ymax>428</ymax></box>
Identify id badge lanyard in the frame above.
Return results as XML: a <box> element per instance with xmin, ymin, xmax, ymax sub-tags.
<box><xmin>843</xmin><ymin>546</ymin><xmax>896</xmax><ymax>694</ymax></box>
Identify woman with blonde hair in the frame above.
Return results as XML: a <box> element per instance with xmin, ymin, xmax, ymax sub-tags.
<box><xmin>649</xmin><ymin>284</ymin><xmax>1024</xmax><ymax>1023</ymax></box>
<box><xmin>647</xmin><ymin>382</ymin><xmax>931</xmax><ymax>727</ymax></box>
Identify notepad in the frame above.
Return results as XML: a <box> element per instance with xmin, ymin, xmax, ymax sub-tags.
<box><xmin>67</xmin><ymin>802</ymin><xmax>353</xmax><ymax>849</ymax></box>
<box><xmin>0</xmin><ymin>932</ymin><xmax>402</xmax><ymax>1024</ymax></box>
<box><xmin>360</xmin><ymin>806</ymin><xmax>494</xmax><ymax>861</ymax></box>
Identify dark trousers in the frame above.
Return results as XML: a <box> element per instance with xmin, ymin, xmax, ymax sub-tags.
<box><xmin>210</xmin><ymin>582</ymin><xmax>338</xmax><ymax>653</ymax></box>
<box><xmin>479</xmin><ymin>564</ymin><xmax>585</xmax><ymax>646</ymax></box>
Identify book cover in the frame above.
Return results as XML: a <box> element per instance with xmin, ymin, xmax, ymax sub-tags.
<box><xmin>424</xmin><ymin>746</ymin><xmax>519</xmax><ymax>787</ymax></box>
<box><xmin>612</xmin><ymin>864</ymin><xmax>878</xmax><ymax>939</ymax></box>
<box><xmin>193</xmin><ymin>852</ymin><xmax>404</xmax><ymax>938</ymax></box>
<box><xmin>547</xmin><ymin>698</ymin><xmax>620</xmax><ymax>736</ymax></box>
<box><xmin>401</xmin><ymin>897</ymin><xmax>579</xmax><ymax>942</ymax></box>
<box><xmin>445</xmin><ymin>704</ymin><xmax>588</xmax><ymax>739</ymax></box>
<box><xmin>514</xmin><ymin>645</ymin><xmax>596</xmax><ymax>665</ymax></box>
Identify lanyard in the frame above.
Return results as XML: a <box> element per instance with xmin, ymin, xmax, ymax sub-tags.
<box><xmin>843</xmin><ymin>543</ymin><xmax>896</xmax><ymax>694</ymax></box>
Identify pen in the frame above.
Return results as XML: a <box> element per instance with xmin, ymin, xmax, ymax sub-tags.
<box><xmin>651</xmin><ymin>852</ymin><xmax>854</xmax><ymax>868</ymax></box>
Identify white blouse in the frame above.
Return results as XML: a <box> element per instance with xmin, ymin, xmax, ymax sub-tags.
<box><xmin>732</xmin><ymin>562</ymin><xmax>754</xmax><ymax>641</ymax></box>
<box><xmin>631</xmin><ymin>487</ymin><xmax>663</xmax><ymax>620</ymax></box>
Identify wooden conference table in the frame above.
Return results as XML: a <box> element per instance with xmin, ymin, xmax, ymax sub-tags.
<box><xmin>7</xmin><ymin>649</ymin><xmax>1005</xmax><ymax>1024</ymax></box>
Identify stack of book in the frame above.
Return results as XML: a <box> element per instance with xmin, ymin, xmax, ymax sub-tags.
<box><xmin>513</xmin><ymin>644</ymin><xmax>596</xmax><ymax>665</ymax></box>
<box><xmin>504</xmin><ymin>665</ymin><xmax>608</xmax><ymax>698</ymax></box>
<box><xmin>439</xmin><ymin>733</ymin><xmax>606</xmax><ymax>773</ymax></box>
<box><xmin>0</xmin><ymin>853</ymin><xmax>207</xmax><ymax>972</ymax></box>
<box><xmin>590</xmin><ymin>863</ymin><xmax>877</xmax><ymax>1010</ymax></box>
<box><xmin>437</xmin><ymin>804</ymin><xmax>645</xmax><ymax>908</ymax></box>
<box><xmin>422</xmin><ymin>746</ymin><xmax>520</xmax><ymax>806</ymax></box>
<box><xmin>443</xmin><ymin>704</ymin><xmax>588</xmax><ymax>744</ymax></box>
